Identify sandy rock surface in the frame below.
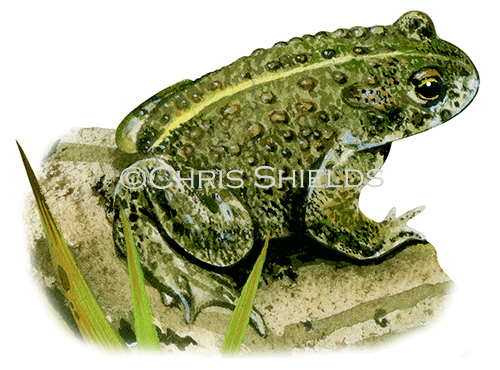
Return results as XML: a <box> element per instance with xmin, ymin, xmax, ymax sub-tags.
<box><xmin>25</xmin><ymin>127</ymin><xmax>454</xmax><ymax>354</ymax></box>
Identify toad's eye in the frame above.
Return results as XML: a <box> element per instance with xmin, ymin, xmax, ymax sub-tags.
<box><xmin>416</xmin><ymin>78</ymin><xmax>441</xmax><ymax>100</ymax></box>
<box><xmin>410</xmin><ymin>68</ymin><xmax>444</xmax><ymax>103</ymax></box>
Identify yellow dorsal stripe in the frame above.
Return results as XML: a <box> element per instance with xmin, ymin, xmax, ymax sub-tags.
<box><xmin>151</xmin><ymin>50</ymin><xmax>446</xmax><ymax>149</ymax></box>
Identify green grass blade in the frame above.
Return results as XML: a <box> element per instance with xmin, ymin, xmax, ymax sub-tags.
<box><xmin>221</xmin><ymin>231</ymin><xmax>270</xmax><ymax>356</ymax></box>
<box><xmin>119</xmin><ymin>205</ymin><xmax>160</xmax><ymax>350</ymax></box>
<box><xmin>17</xmin><ymin>141</ymin><xmax>124</xmax><ymax>348</ymax></box>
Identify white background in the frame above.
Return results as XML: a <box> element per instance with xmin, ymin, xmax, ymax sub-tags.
<box><xmin>2</xmin><ymin>0</ymin><xmax>497</xmax><ymax>368</ymax></box>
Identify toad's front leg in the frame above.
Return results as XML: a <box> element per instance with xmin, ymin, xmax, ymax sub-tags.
<box><xmin>305</xmin><ymin>144</ymin><xmax>425</xmax><ymax>260</ymax></box>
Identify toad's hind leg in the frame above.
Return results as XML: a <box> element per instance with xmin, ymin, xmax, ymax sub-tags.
<box><xmin>114</xmin><ymin>158</ymin><xmax>266</xmax><ymax>335</ymax></box>
<box><xmin>305</xmin><ymin>144</ymin><xmax>425</xmax><ymax>260</ymax></box>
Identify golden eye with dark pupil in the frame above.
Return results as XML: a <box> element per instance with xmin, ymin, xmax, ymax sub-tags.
<box><xmin>411</xmin><ymin>68</ymin><xmax>444</xmax><ymax>103</ymax></box>
<box><xmin>416</xmin><ymin>78</ymin><xmax>441</xmax><ymax>100</ymax></box>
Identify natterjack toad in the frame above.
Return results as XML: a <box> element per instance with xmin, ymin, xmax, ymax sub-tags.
<box><xmin>113</xmin><ymin>11</ymin><xmax>479</xmax><ymax>336</ymax></box>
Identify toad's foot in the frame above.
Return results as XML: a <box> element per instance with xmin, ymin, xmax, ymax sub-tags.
<box><xmin>158</xmin><ymin>256</ymin><xmax>268</xmax><ymax>337</ymax></box>
<box><xmin>382</xmin><ymin>206</ymin><xmax>425</xmax><ymax>240</ymax></box>
<box><xmin>113</xmin><ymin>203</ymin><xmax>267</xmax><ymax>337</ymax></box>
<box><xmin>370</xmin><ymin>205</ymin><xmax>426</xmax><ymax>258</ymax></box>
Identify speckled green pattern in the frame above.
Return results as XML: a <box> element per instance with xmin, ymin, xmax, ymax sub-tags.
<box><xmin>113</xmin><ymin>11</ymin><xmax>478</xmax><ymax>334</ymax></box>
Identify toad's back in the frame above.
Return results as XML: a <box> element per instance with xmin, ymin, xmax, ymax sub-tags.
<box><xmin>116</xmin><ymin>11</ymin><xmax>477</xmax><ymax>167</ymax></box>
<box><xmin>115</xmin><ymin>10</ymin><xmax>478</xmax><ymax>239</ymax></box>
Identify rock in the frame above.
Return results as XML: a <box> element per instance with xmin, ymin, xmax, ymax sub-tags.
<box><xmin>25</xmin><ymin>127</ymin><xmax>454</xmax><ymax>354</ymax></box>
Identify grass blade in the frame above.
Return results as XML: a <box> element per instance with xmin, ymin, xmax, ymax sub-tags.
<box><xmin>221</xmin><ymin>231</ymin><xmax>270</xmax><ymax>356</ymax></box>
<box><xmin>17</xmin><ymin>141</ymin><xmax>123</xmax><ymax>348</ymax></box>
<box><xmin>119</xmin><ymin>205</ymin><xmax>160</xmax><ymax>350</ymax></box>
